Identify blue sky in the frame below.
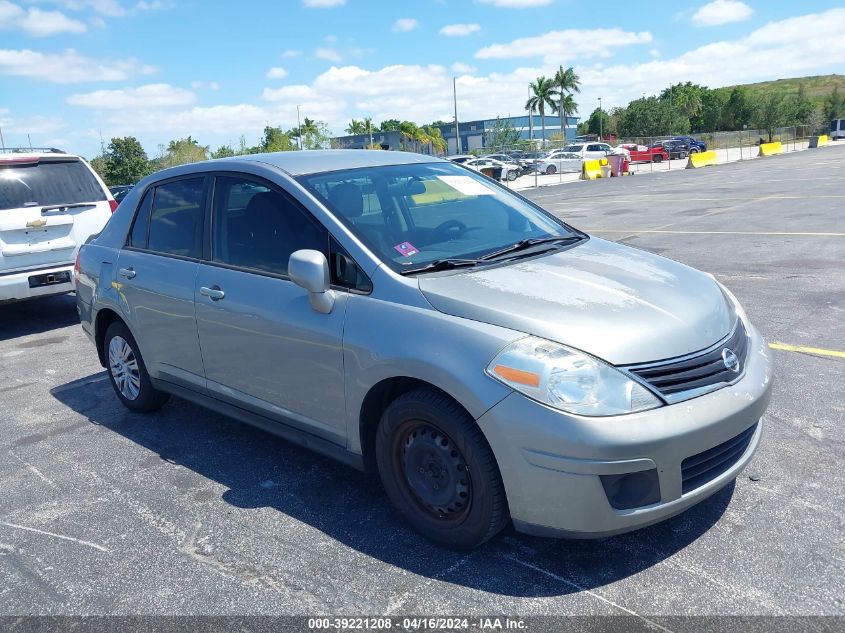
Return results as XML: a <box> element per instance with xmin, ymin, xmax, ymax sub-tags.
<box><xmin>1</xmin><ymin>0</ymin><xmax>844</xmax><ymax>158</ymax></box>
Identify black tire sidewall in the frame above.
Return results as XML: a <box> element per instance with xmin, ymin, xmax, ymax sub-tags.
<box><xmin>546</xmin><ymin>166</ymin><xmax>556</xmax><ymax>174</ymax></box>
<box><xmin>103</xmin><ymin>321</ymin><xmax>168</xmax><ymax>413</ymax></box>
<box><xmin>375</xmin><ymin>391</ymin><xmax>507</xmax><ymax>550</ymax></box>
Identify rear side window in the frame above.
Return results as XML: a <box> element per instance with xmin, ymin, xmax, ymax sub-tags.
<box><xmin>128</xmin><ymin>190</ymin><xmax>153</xmax><ymax>248</ymax></box>
<box><xmin>147</xmin><ymin>178</ymin><xmax>205</xmax><ymax>259</ymax></box>
<box><xmin>0</xmin><ymin>159</ymin><xmax>106</xmax><ymax>211</ymax></box>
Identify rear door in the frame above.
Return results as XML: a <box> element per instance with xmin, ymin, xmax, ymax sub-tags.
<box><xmin>0</xmin><ymin>155</ymin><xmax>112</xmax><ymax>275</ymax></box>
<box><xmin>116</xmin><ymin>176</ymin><xmax>207</xmax><ymax>392</ymax></box>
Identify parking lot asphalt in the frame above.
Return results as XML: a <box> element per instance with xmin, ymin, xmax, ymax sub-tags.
<box><xmin>1</xmin><ymin>145</ymin><xmax>843</xmax><ymax>619</ymax></box>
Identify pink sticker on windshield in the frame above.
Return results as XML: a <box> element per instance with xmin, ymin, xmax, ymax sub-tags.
<box><xmin>394</xmin><ymin>242</ymin><xmax>419</xmax><ymax>257</ymax></box>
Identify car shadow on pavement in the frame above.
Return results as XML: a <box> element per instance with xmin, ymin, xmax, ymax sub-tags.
<box><xmin>0</xmin><ymin>294</ymin><xmax>79</xmax><ymax>341</ymax></box>
<box><xmin>52</xmin><ymin>374</ymin><xmax>733</xmax><ymax>598</ymax></box>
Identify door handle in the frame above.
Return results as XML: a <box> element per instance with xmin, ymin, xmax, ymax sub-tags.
<box><xmin>200</xmin><ymin>286</ymin><xmax>225</xmax><ymax>301</ymax></box>
<box><xmin>118</xmin><ymin>267</ymin><xmax>136</xmax><ymax>279</ymax></box>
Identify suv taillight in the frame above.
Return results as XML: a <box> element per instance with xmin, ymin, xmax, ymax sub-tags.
<box><xmin>109</xmin><ymin>199</ymin><xmax>118</xmax><ymax>213</ymax></box>
<box><xmin>73</xmin><ymin>250</ymin><xmax>81</xmax><ymax>284</ymax></box>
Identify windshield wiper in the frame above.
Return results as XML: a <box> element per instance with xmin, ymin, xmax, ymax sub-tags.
<box><xmin>40</xmin><ymin>202</ymin><xmax>95</xmax><ymax>212</ymax></box>
<box><xmin>399</xmin><ymin>258</ymin><xmax>483</xmax><ymax>275</ymax></box>
<box><xmin>479</xmin><ymin>235</ymin><xmax>583</xmax><ymax>262</ymax></box>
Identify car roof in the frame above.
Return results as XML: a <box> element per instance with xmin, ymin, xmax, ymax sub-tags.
<box><xmin>225</xmin><ymin>149</ymin><xmax>443</xmax><ymax>176</ymax></box>
<box><xmin>0</xmin><ymin>149</ymin><xmax>80</xmax><ymax>161</ymax></box>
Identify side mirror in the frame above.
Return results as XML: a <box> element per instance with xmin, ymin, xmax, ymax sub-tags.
<box><xmin>289</xmin><ymin>249</ymin><xmax>335</xmax><ymax>314</ymax></box>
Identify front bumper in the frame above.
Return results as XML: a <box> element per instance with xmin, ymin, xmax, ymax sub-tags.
<box><xmin>477</xmin><ymin>323</ymin><xmax>773</xmax><ymax>538</ymax></box>
<box><xmin>0</xmin><ymin>264</ymin><xmax>74</xmax><ymax>303</ymax></box>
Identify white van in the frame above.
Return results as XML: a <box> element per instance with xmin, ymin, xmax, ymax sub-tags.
<box><xmin>830</xmin><ymin>119</ymin><xmax>845</xmax><ymax>140</ymax></box>
<box><xmin>0</xmin><ymin>148</ymin><xmax>116</xmax><ymax>303</ymax></box>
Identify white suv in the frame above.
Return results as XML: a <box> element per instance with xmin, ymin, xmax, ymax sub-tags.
<box><xmin>1</xmin><ymin>148</ymin><xmax>116</xmax><ymax>303</ymax></box>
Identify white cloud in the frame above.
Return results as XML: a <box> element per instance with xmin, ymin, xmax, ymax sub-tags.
<box><xmin>476</xmin><ymin>28</ymin><xmax>653</xmax><ymax>63</ymax></box>
<box><xmin>692</xmin><ymin>0</ymin><xmax>753</xmax><ymax>26</ymax></box>
<box><xmin>282</xmin><ymin>49</ymin><xmax>302</xmax><ymax>58</ymax></box>
<box><xmin>0</xmin><ymin>48</ymin><xmax>153</xmax><ymax>83</ymax></box>
<box><xmin>191</xmin><ymin>80</ymin><xmax>219</xmax><ymax>90</ymax></box>
<box><xmin>266</xmin><ymin>66</ymin><xmax>288</xmax><ymax>79</ymax></box>
<box><xmin>315</xmin><ymin>47</ymin><xmax>342</xmax><ymax>62</ymax></box>
<box><xmin>302</xmin><ymin>0</ymin><xmax>344</xmax><ymax>7</ymax></box>
<box><xmin>29</xmin><ymin>0</ymin><xmax>169</xmax><ymax>18</ymax></box>
<box><xmin>0</xmin><ymin>110</ymin><xmax>67</xmax><ymax>135</ymax></box>
<box><xmin>393</xmin><ymin>18</ymin><xmax>418</xmax><ymax>32</ymax></box>
<box><xmin>67</xmin><ymin>83</ymin><xmax>195</xmax><ymax>109</ymax></box>
<box><xmin>477</xmin><ymin>0</ymin><xmax>553</xmax><ymax>6</ymax></box>
<box><xmin>0</xmin><ymin>1</ymin><xmax>87</xmax><ymax>36</ymax></box>
<box><xmin>451</xmin><ymin>62</ymin><xmax>477</xmax><ymax>74</ymax></box>
<box><xmin>439</xmin><ymin>23</ymin><xmax>481</xmax><ymax>37</ymax></box>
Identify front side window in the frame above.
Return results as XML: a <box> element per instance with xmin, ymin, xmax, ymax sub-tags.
<box><xmin>147</xmin><ymin>178</ymin><xmax>205</xmax><ymax>259</ymax></box>
<box><xmin>211</xmin><ymin>176</ymin><xmax>326</xmax><ymax>275</ymax></box>
<box><xmin>300</xmin><ymin>162</ymin><xmax>577</xmax><ymax>273</ymax></box>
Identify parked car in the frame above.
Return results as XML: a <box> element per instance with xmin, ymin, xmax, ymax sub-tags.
<box><xmin>655</xmin><ymin>139</ymin><xmax>692</xmax><ymax>159</ymax></box>
<box><xmin>109</xmin><ymin>185</ymin><xmax>135</xmax><ymax>204</ymax></box>
<box><xmin>617</xmin><ymin>143</ymin><xmax>669</xmax><ymax>163</ymax></box>
<box><xmin>463</xmin><ymin>157</ymin><xmax>521</xmax><ymax>182</ymax></box>
<box><xmin>447</xmin><ymin>155</ymin><xmax>473</xmax><ymax>164</ymax></box>
<box><xmin>561</xmin><ymin>142</ymin><xmax>614</xmax><ymax>160</ymax></box>
<box><xmin>830</xmin><ymin>119</ymin><xmax>845</xmax><ymax>140</ymax></box>
<box><xmin>670</xmin><ymin>136</ymin><xmax>707</xmax><ymax>152</ymax></box>
<box><xmin>535</xmin><ymin>152</ymin><xmax>583</xmax><ymax>175</ymax></box>
<box><xmin>76</xmin><ymin>150</ymin><xmax>772</xmax><ymax>550</ymax></box>
<box><xmin>1</xmin><ymin>148</ymin><xmax>116</xmax><ymax>303</ymax></box>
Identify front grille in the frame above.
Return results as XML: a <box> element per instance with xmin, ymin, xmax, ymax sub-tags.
<box><xmin>624</xmin><ymin>320</ymin><xmax>748</xmax><ymax>401</ymax></box>
<box><xmin>681</xmin><ymin>422</ymin><xmax>757</xmax><ymax>494</ymax></box>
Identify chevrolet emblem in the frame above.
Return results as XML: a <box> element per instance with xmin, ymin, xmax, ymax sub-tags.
<box><xmin>26</xmin><ymin>218</ymin><xmax>47</xmax><ymax>228</ymax></box>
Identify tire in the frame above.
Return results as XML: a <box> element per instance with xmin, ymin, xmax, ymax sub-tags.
<box><xmin>506</xmin><ymin>170</ymin><xmax>518</xmax><ymax>182</ymax></box>
<box><xmin>375</xmin><ymin>388</ymin><xmax>509</xmax><ymax>550</ymax></box>
<box><xmin>652</xmin><ymin>154</ymin><xmax>663</xmax><ymax>163</ymax></box>
<box><xmin>545</xmin><ymin>165</ymin><xmax>557</xmax><ymax>175</ymax></box>
<box><xmin>689</xmin><ymin>147</ymin><xmax>699</xmax><ymax>154</ymax></box>
<box><xmin>103</xmin><ymin>320</ymin><xmax>169</xmax><ymax>413</ymax></box>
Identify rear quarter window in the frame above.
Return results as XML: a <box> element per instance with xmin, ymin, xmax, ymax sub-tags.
<box><xmin>0</xmin><ymin>159</ymin><xmax>106</xmax><ymax>211</ymax></box>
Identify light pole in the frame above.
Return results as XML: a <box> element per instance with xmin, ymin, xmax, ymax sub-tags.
<box><xmin>598</xmin><ymin>97</ymin><xmax>603</xmax><ymax>141</ymax></box>
<box><xmin>453</xmin><ymin>77</ymin><xmax>460</xmax><ymax>155</ymax></box>
<box><xmin>296</xmin><ymin>105</ymin><xmax>302</xmax><ymax>150</ymax></box>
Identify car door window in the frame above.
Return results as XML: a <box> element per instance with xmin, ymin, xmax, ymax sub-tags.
<box><xmin>212</xmin><ymin>176</ymin><xmax>326</xmax><ymax>276</ymax></box>
<box><xmin>147</xmin><ymin>178</ymin><xmax>205</xmax><ymax>259</ymax></box>
<box><xmin>128</xmin><ymin>189</ymin><xmax>153</xmax><ymax>248</ymax></box>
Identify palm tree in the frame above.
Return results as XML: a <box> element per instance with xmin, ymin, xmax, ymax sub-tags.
<box><xmin>553</xmin><ymin>65</ymin><xmax>581</xmax><ymax>143</ymax></box>
<box><xmin>525</xmin><ymin>77</ymin><xmax>557</xmax><ymax>148</ymax></box>
<box><xmin>346</xmin><ymin>119</ymin><xmax>365</xmax><ymax>135</ymax></box>
<box><xmin>555</xmin><ymin>94</ymin><xmax>579</xmax><ymax>146</ymax></box>
<box><xmin>424</xmin><ymin>125</ymin><xmax>447</xmax><ymax>155</ymax></box>
<box><xmin>300</xmin><ymin>117</ymin><xmax>320</xmax><ymax>149</ymax></box>
<box><xmin>398</xmin><ymin>121</ymin><xmax>419</xmax><ymax>151</ymax></box>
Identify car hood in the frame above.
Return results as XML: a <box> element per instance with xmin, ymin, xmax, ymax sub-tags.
<box><xmin>418</xmin><ymin>237</ymin><xmax>734</xmax><ymax>365</ymax></box>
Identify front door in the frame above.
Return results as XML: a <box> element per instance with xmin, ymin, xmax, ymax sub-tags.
<box><xmin>194</xmin><ymin>175</ymin><xmax>347</xmax><ymax>444</ymax></box>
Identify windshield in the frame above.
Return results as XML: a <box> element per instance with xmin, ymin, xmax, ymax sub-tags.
<box><xmin>563</xmin><ymin>144</ymin><xmax>583</xmax><ymax>152</ymax></box>
<box><xmin>0</xmin><ymin>158</ymin><xmax>106</xmax><ymax>211</ymax></box>
<box><xmin>299</xmin><ymin>162</ymin><xmax>577</xmax><ymax>272</ymax></box>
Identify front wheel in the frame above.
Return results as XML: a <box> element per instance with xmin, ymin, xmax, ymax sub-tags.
<box><xmin>689</xmin><ymin>147</ymin><xmax>699</xmax><ymax>153</ymax></box>
<box><xmin>506</xmin><ymin>170</ymin><xmax>518</xmax><ymax>181</ymax></box>
<box><xmin>375</xmin><ymin>388</ymin><xmax>509</xmax><ymax>550</ymax></box>
<box><xmin>103</xmin><ymin>321</ymin><xmax>169</xmax><ymax>413</ymax></box>
<box><xmin>652</xmin><ymin>154</ymin><xmax>663</xmax><ymax>163</ymax></box>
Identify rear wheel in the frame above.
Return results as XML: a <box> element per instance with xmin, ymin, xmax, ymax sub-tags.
<box><xmin>506</xmin><ymin>170</ymin><xmax>518</xmax><ymax>182</ymax></box>
<box><xmin>689</xmin><ymin>147</ymin><xmax>699</xmax><ymax>153</ymax></box>
<box><xmin>545</xmin><ymin>165</ymin><xmax>557</xmax><ymax>175</ymax></box>
<box><xmin>652</xmin><ymin>154</ymin><xmax>663</xmax><ymax>163</ymax></box>
<box><xmin>375</xmin><ymin>388</ymin><xmax>509</xmax><ymax>550</ymax></box>
<box><xmin>103</xmin><ymin>321</ymin><xmax>169</xmax><ymax>413</ymax></box>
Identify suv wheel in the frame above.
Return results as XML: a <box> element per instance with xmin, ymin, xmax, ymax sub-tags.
<box><xmin>104</xmin><ymin>321</ymin><xmax>169</xmax><ymax>413</ymax></box>
<box><xmin>375</xmin><ymin>388</ymin><xmax>509</xmax><ymax>550</ymax></box>
<box><xmin>545</xmin><ymin>165</ymin><xmax>557</xmax><ymax>175</ymax></box>
<box><xmin>689</xmin><ymin>147</ymin><xmax>699</xmax><ymax>154</ymax></box>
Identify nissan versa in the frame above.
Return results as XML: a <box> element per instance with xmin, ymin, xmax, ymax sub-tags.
<box><xmin>75</xmin><ymin>151</ymin><xmax>773</xmax><ymax>550</ymax></box>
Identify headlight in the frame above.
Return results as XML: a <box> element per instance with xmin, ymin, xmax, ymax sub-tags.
<box><xmin>486</xmin><ymin>337</ymin><xmax>663</xmax><ymax>417</ymax></box>
<box><xmin>714</xmin><ymin>279</ymin><xmax>749</xmax><ymax>329</ymax></box>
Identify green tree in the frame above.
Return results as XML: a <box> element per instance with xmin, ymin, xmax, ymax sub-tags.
<box><xmin>824</xmin><ymin>87</ymin><xmax>845</xmax><ymax>121</ymax></box>
<box><xmin>660</xmin><ymin>82</ymin><xmax>708</xmax><ymax>129</ymax></box>
<box><xmin>379</xmin><ymin>118</ymin><xmax>402</xmax><ymax>132</ymax></box>
<box><xmin>785</xmin><ymin>85</ymin><xmax>815</xmax><ymax>125</ymax></box>
<box><xmin>259</xmin><ymin>125</ymin><xmax>295</xmax><ymax>152</ymax></box>
<box><xmin>211</xmin><ymin>144</ymin><xmax>236</xmax><ymax>159</ymax></box>
<box><xmin>722</xmin><ymin>87</ymin><xmax>753</xmax><ymax>131</ymax></box>
<box><xmin>159</xmin><ymin>136</ymin><xmax>209</xmax><ymax>168</ymax></box>
<box><xmin>423</xmin><ymin>125</ymin><xmax>447</xmax><ymax>155</ymax></box>
<box><xmin>619</xmin><ymin>97</ymin><xmax>690</xmax><ymax>138</ymax></box>
<box><xmin>525</xmin><ymin>76</ymin><xmax>557</xmax><ymax>146</ymax></box>
<box><xmin>699</xmin><ymin>90</ymin><xmax>727</xmax><ymax>132</ymax></box>
<box><xmin>553</xmin><ymin>65</ymin><xmax>581</xmax><ymax>142</ymax></box>
<box><xmin>484</xmin><ymin>117</ymin><xmax>522</xmax><ymax>149</ymax></box>
<box><xmin>89</xmin><ymin>155</ymin><xmax>108</xmax><ymax>181</ymax></box>
<box><xmin>584</xmin><ymin>108</ymin><xmax>609</xmax><ymax>137</ymax></box>
<box><xmin>300</xmin><ymin>118</ymin><xmax>330</xmax><ymax>149</ymax></box>
<box><xmin>103</xmin><ymin>136</ymin><xmax>149</xmax><ymax>185</ymax></box>
<box><xmin>752</xmin><ymin>92</ymin><xmax>787</xmax><ymax>142</ymax></box>
<box><xmin>346</xmin><ymin>119</ymin><xmax>366</xmax><ymax>134</ymax></box>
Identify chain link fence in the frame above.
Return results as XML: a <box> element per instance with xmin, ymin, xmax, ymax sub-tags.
<box><xmin>469</xmin><ymin>125</ymin><xmax>817</xmax><ymax>191</ymax></box>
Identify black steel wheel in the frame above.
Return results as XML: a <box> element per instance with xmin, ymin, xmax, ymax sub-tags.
<box><xmin>375</xmin><ymin>388</ymin><xmax>509</xmax><ymax>549</ymax></box>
